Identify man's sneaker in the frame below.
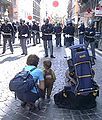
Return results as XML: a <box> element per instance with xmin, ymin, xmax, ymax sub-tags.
<box><xmin>35</xmin><ymin>98</ymin><xmax>43</xmax><ymax>110</ymax></box>
<box><xmin>21</xmin><ymin>102</ymin><xmax>27</xmax><ymax>108</ymax></box>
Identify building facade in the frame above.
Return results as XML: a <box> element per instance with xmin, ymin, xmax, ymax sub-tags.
<box><xmin>0</xmin><ymin>0</ymin><xmax>12</xmax><ymax>20</ymax></box>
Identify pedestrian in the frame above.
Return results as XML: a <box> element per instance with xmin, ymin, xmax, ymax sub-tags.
<box><xmin>41</xmin><ymin>18</ymin><xmax>55</xmax><ymax>58</ymax></box>
<box><xmin>17</xmin><ymin>54</ymin><xmax>45</xmax><ymax>110</ymax></box>
<box><xmin>78</xmin><ymin>22</ymin><xmax>85</xmax><ymax>44</ymax></box>
<box><xmin>43</xmin><ymin>59</ymin><xmax>56</xmax><ymax>100</ymax></box>
<box><xmin>18</xmin><ymin>19</ymin><xmax>29</xmax><ymax>56</ymax></box>
<box><xmin>54</xmin><ymin>23</ymin><xmax>62</xmax><ymax>47</ymax></box>
<box><xmin>1</xmin><ymin>18</ymin><xmax>14</xmax><ymax>54</ymax></box>
<box><xmin>63</xmin><ymin>20</ymin><xmax>75</xmax><ymax>47</ymax></box>
<box><xmin>84</xmin><ymin>19</ymin><xmax>96</xmax><ymax>59</ymax></box>
<box><xmin>32</xmin><ymin>21</ymin><xmax>37</xmax><ymax>46</ymax></box>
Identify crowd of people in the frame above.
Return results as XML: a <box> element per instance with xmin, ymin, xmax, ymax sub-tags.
<box><xmin>0</xmin><ymin>17</ymin><xmax>96</xmax><ymax>59</ymax></box>
<box><xmin>0</xmin><ymin>16</ymin><xmax>98</xmax><ymax>110</ymax></box>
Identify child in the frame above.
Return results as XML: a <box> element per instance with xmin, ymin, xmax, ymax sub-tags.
<box><xmin>43</xmin><ymin>60</ymin><xmax>56</xmax><ymax>100</ymax></box>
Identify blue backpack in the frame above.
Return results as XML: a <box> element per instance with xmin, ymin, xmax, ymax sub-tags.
<box><xmin>9</xmin><ymin>67</ymin><xmax>37</xmax><ymax>94</ymax></box>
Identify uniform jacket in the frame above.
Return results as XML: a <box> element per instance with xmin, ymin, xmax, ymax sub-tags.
<box><xmin>41</xmin><ymin>23</ymin><xmax>53</xmax><ymax>40</ymax></box>
<box><xmin>78</xmin><ymin>24</ymin><xmax>85</xmax><ymax>35</ymax></box>
<box><xmin>1</xmin><ymin>23</ymin><xmax>14</xmax><ymax>38</ymax></box>
<box><xmin>18</xmin><ymin>24</ymin><xmax>29</xmax><ymax>39</ymax></box>
<box><xmin>84</xmin><ymin>27</ymin><xmax>95</xmax><ymax>42</ymax></box>
<box><xmin>54</xmin><ymin>25</ymin><xmax>62</xmax><ymax>37</ymax></box>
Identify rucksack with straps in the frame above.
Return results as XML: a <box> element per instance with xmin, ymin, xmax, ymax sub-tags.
<box><xmin>9</xmin><ymin>67</ymin><xmax>37</xmax><ymax>94</ymax></box>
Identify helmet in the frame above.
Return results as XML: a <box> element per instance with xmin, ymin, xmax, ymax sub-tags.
<box><xmin>4</xmin><ymin>17</ymin><xmax>10</xmax><ymax>22</ymax></box>
<box><xmin>45</xmin><ymin>18</ymin><xmax>49</xmax><ymax>24</ymax></box>
<box><xmin>66</xmin><ymin>19</ymin><xmax>72</xmax><ymax>26</ymax></box>
<box><xmin>88</xmin><ymin>19</ymin><xmax>94</xmax><ymax>27</ymax></box>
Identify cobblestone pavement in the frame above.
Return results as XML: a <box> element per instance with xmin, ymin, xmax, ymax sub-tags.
<box><xmin>0</xmin><ymin>39</ymin><xmax>102</xmax><ymax>120</ymax></box>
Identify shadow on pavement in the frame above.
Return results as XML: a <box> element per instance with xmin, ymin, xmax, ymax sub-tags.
<box><xmin>0</xmin><ymin>55</ymin><xmax>23</xmax><ymax>64</ymax></box>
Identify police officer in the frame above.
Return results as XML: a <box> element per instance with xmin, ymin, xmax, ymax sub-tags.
<box><xmin>26</xmin><ymin>22</ymin><xmax>32</xmax><ymax>44</ymax></box>
<box><xmin>36</xmin><ymin>22</ymin><xmax>40</xmax><ymax>44</ymax></box>
<box><xmin>31</xmin><ymin>21</ymin><xmax>37</xmax><ymax>46</ymax></box>
<box><xmin>63</xmin><ymin>20</ymin><xmax>75</xmax><ymax>47</ymax></box>
<box><xmin>78</xmin><ymin>22</ymin><xmax>85</xmax><ymax>44</ymax></box>
<box><xmin>12</xmin><ymin>22</ymin><xmax>17</xmax><ymax>44</ymax></box>
<box><xmin>54</xmin><ymin>23</ymin><xmax>62</xmax><ymax>47</ymax></box>
<box><xmin>84</xmin><ymin>19</ymin><xmax>96</xmax><ymax>59</ymax></box>
<box><xmin>1</xmin><ymin>18</ymin><xmax>14</xmax><ymax>54</ymax></box>
<box><xmin>18</xmin><ymin>20</ymin><xmax>29</xmax><ymax>56</ymax></box>
<box><xmin>0</xmin><ymin>19</ymin><xmax>2</xmax><ymax>46</ymax></box>
<box><xmin>41</xmin><ymin>18</ymin><xmax>55</xmax><ymax>58</ymax></box>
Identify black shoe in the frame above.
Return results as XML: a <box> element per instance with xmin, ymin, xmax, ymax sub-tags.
<box><xmin>50</xmin><ymin>55</ymin><xmax>55</xmax><ymax>58</ymax></box>
<box><xmin>21</xmin><ymin>53</ymin><xmax>25</xmax><ymax>55</ymax></box>
<box><xmin>2</xmin><ymin>52</ymin><xmax>5</xmax><ymax>54</ymax></box>
<box><xmin>25</xmin><ymin>53</ymin><xmax>27</xmax><ymax>56</ymax></box>
<box><xmin>0</xmin><ymin>44</ymin><xmax>2</xmax><ymax>46</ymax></box>
<box><xmin>32</xmin><ymin>44</ymin><xmax>36</xmax><ymax>46</ymax></box>
<box><xmin>60</xmin><ymin>45</ymin><xmax>63</xmax><ymax>47</ymax></box>
<box><xmin>11</xmin><ymin>52</ymin><xmax>13</xmax><ymax>54</ymax></box>
<box><xmin>45</xmin><ymin>55</ymin><xmax>48</xmax><ymax>57</ymax></box>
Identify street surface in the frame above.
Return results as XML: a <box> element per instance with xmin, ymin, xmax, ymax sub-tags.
<box><xmin>0</xmin><ymin>37</ymin><xmax>102</xmax><ymax>120</ymax></box>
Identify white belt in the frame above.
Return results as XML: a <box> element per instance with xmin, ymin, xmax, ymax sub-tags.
<box><xmin>22</xmin><ymin>34</ymin><xmax>28</xmax><ymax>37</ymax></box>
<box><xmin>65</xmin><ymin>34</ymin><xmax>73</xmax><ymax>38</ymax></box>
<box><xmin>2</xmin><ymin>32</ymin><xmax>11</xmax><ymax>35</ymax></box>
<box><xmin>79</xmin><ymin>32</ymin><xmax>84</xmax><ymax>34</ymax></box>
<box><xmin>44</xmin><ymin>33</ymin><xmax>52</xmax><ymax>35</ymax></box>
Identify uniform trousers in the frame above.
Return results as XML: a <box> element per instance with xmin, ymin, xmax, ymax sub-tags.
<box><xmin>2</xmin><ymin>37</ymin><xmax>13</xmax><ymax>53</ymax></box>
<box><xmin>20</xmin><ymin>38</ymin><xmax>27</xmax><ymax>55</ymax></box>
<box><xmin>43</xmin><ymin>40</ymin><xmax>53</xmax><ymax>56</ymax></box>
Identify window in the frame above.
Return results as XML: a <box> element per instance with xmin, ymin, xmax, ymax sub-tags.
<box><xmin>13</xmin><ymin>0</ymin><xmax>16</xmax><ymax>7</ymax></box>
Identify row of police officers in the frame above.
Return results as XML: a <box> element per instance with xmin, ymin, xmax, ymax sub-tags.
<box><xmin>0</xmin><ymin>18</ymin><xmax>96</xmax><ymax>59</ymax></box>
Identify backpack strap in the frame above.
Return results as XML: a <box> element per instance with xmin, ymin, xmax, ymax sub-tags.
<box><xmin>29</xmin><ymin>67</ymin><xmax>36</xmax><ymax>72</ymax></box>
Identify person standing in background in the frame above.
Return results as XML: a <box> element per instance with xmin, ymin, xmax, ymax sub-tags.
<box><xmin>32</xmin><ymin>21</ymin><xmax>37</xmax><ymax>46</ymax></box>
<box><xmin>63</xmin><ymin>20</ymin><xmax>75</xmax><ymax>47</ymax></box>
<box><xmin>18</xmin><ymin>20</ymin><xmax>29</xmax><ymax>56</ymax></box>
<box><xmin>54</xmin><ymin>23</ymin><xmax>62</xmax><ymax>47</ymax></box>
<box><xmin>78</xmin><ymin>22</ymin><xmax>85</xmax><ymax>44</ymax></box>
<box><xmin>0</xmin><ymin>19</ymin><xmax>2</xmax><ymax>46</ymax></box>
<box><xmin>1</xmin><ymin>18</ymin><xmax>14</xmax><ymax>54</ymax></box>
<box><xmin>41</xmin><ymin>19</ymin><xmax>55</xmax><ymax>58</ymax></box>
<box><xmin>84</xmin><ymin>19</ymin><xmax>96</xmax><ymax>59</ymax></box>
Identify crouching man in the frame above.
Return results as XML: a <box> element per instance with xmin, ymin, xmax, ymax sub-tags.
<box><xmin>17</xmin><ymin>54</ymin><xmax>45</xmax><ymax>110</ymax></box>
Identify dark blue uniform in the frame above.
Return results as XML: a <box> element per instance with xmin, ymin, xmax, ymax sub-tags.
<box><xmin>31</xmin><ymin>22</ymin><xmax>37</xmax><ymax>46</ymax></box>
<box><xmin>84</xmin><ymin>26</ymin><xmax>96</xmax><ymax>59</ymax></box>
<box><xmin>18</xmin><ymin>23</ymin><xmax>29</xmax><ymax>55</ymax></box>
<box><xmin>54</xmin><ymin>24</ymin><xmax>62</xmax><ymax>47</ymax></box>
<box><xmin>63</xmin><ymin>23</ymin><xmax>75</xmax><ymax>47</ymax></box>
<box><xmin>36</xmin><ymin>23</ymin><xmax>40</xmax><ymax>44</ymax></box>
<box><xmin>41</xmin><ymin>21</ymin><xmax>55</xmax><ymax>58</ymax></box>
<box><xmin>1</xmin><ymin>22</ymin><xmax>14</xmax><ymax>54</ymax></box>
<box><xmin>78</xmin><ymin>23</ymin><xmax>85</xmax><ymax>44</ymax></box>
